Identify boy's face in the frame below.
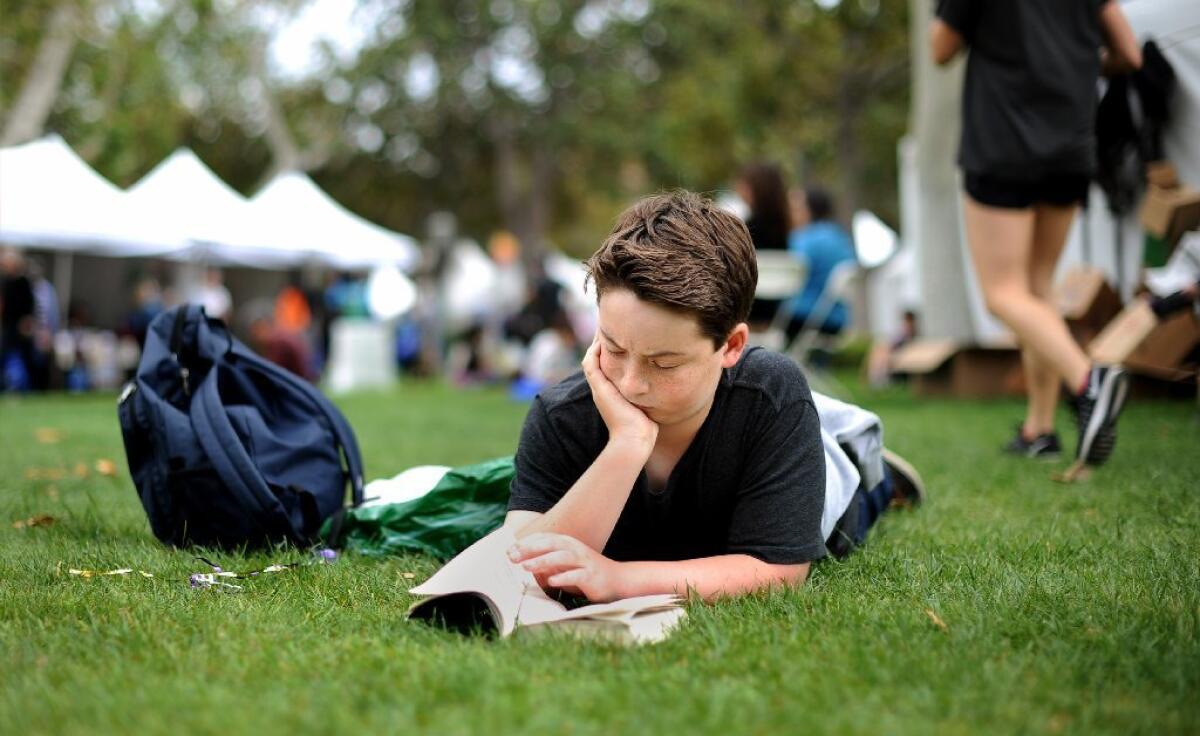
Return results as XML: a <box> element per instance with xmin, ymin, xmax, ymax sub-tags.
<box><xmin>596</xmin><ymin>289</ymin><xmax>746</xmax><ymax>429</ymax></box>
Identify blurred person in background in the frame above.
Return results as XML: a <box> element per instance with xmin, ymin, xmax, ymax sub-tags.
<box><xmin>274</xmin><ymin>273</ymin><xmax>313</xmax><ymax>335</ymax></box>
<box><xmin>244</xmin><ymin>300</ymin><xmax>314</xmax><ymax>381</ymax></box>
<box><xmin>27</xmin><ymin>259</ymin><xmax>59</xmax><ymax>391</ymax></box>
<box><xmin>505</xmin><ymin>268</ymin><xmax>566</xmax><ymax>347</ymax></box>
<box><xmin>1</xmin><ymin>248</ymin><xmax>36</xmax><ymax>392</ymax></box>
<box><xmin>194</xmin><ymin>267</ymin><xmax>232</xmax><ymax>322</ymax></box>
<box><xmin>932</xmin><ymin>0</ymin><xmax>1142</xmax><ymax>467</ymax></box>
<box><xmin>865</xmin><ymin>309</ymin><xmax>919</xmax><ymax>388</ymax></box>
<box><xmin>126</xmin><ymin>277</ymin><xmax>164</xmax><ymax>350</ymax></box>
<box><xmin>735</xmin><ymin>162</ymin><xmax>792</xmax><ymax>324</ymax></box>
<box><xmin>785</xmin><ymin>186</ymin><xmax>856</xmax><ymax>342</ymax></box>
<box><xmin>510</xmin><ymin>310</ymin><xmax>582</xmax><ymax>400</ymax></box>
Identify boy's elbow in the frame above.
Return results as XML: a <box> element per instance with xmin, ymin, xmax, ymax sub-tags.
<box><xmin>756</xmin><ymin>560</ymin><xmax>810</xmax><ymax>589</ymax></box>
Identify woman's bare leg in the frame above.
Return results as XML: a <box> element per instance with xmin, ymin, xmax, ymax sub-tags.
<box><xmin>962</xmin><ymin>197</ymin><xmax>1091</xmax><ymax>395</ymax></box>
<box><xmin>1020</xmin><ymin>203</ymin><xmax>1078</xmax><ymax>436</ymax></box>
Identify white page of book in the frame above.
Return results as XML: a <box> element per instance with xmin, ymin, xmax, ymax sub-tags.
<box><xmin>409</xmin><ymin>526</ymin><xmax>566</xmax><ymax>634</ymax></box>
<box><xmin>521</xmin><ymin>594</ymin><xmax>683</xmax><ymax>625</ymax></box>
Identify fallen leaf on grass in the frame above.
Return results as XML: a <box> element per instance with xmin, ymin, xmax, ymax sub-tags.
<box><xmin>12</xmin><ymin>514</ymin><xmax>56</xmax><ymax>530</ymax></box>
<box><xmin>34</xmin><ymin>428</ymin><xmax>63</xmax><ymax>444</ymax></box>
<box><xmin>1051</xmin><ymin>461</ymin><xmax>1091</xmax><ymax>484</ymax></box>
<box><xmin>72</xmin><ymin>463</ymin><xmax>90</xmax><ymax>479</ymax></box>
<box><xmin>23</xmin><ymin>467</ymin><xmax>66</xmax><ymax>481</ymax></box>
<box><xmin>94</xmin><ymin>459</ymin><xmax>118</xmax><ymax>477</ymax></box>
<box><xmin>401</xmin><ymin>572</ymin><xmax>416</xmax><ymax>580</ymax></box>
<box><xmin>924</xmin><ymin>608</ymin><xmax>949</xmax><ymax>632</ymax></box>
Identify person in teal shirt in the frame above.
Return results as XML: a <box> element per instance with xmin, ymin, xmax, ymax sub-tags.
<box><xmin>785</xmin><ymin>186</ymin><xmax>856</xmax><ymax>340</ymax></box>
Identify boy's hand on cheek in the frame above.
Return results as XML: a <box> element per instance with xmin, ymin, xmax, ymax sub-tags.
<box><xmin>582</xmin><ymin>336</ymin><xmax>658</xmax><ymax>454</ymax></box>
<box><xmin>507</xmin><ymin>533</ymin><xmax>625</xmax><ymax>603</ymax></box>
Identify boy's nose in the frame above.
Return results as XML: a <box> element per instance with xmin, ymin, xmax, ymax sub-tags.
<box><xmin>618</xmin><ymin>365</ymin><xmax>650</xmax><ymax>398</ymax></box>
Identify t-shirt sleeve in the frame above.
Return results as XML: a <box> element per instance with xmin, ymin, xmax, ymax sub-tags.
<box><xmin>725</xmin><ymin>398</ymin><xmax>827</xmax><ymax>565</ymax></box>
<box><xmin>507</xmin><ymin>397</ymin><xmax>581</xmax><ymax>514</ymax></box>
<box><xmin>936</xmin><ymin>0</ymin><xmax>979</xmax><ymax>41</ymax></box>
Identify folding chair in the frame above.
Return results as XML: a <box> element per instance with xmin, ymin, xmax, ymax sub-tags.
<box><xmin>779</xmin><ymin>260</ymin><xmax>858</xmax><ymax>396</ymax></box>
<box><xmin>750</xmin><ymin>251</ymin><xmax>806</xmax><ymax>352</ymax></box>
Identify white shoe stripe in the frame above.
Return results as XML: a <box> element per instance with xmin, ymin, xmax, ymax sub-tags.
<box><xmin>1080</xmin><ymin>370</ymin><xmax>1114</xmax><ymax>460</ymax></box>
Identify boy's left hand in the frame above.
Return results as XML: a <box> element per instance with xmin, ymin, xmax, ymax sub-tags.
<box><xmin>507</xmin><ymin>533</ymin><xmax>625</xmax><ymax>602</ymax></box>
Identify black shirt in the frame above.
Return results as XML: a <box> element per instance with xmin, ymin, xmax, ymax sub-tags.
<box><xmin>508</xmin><ymin>347</ymin><xmax>827</xmax><ymax>565</ymax></box>
<box><xmin>1</xmin><ymin>275</ymin><xmax>35</xmax><ymax>337</ymax></box>
<box><xmin>938</xmin><ymin>0</ymin><xmax>1107</xmax><ymax>178</ymax></box>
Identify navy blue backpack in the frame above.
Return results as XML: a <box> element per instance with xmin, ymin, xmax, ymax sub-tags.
<box><xmin>118</xmin><ymin>304</ymin><xmax>364</xmax><ymax>549</ymax></box>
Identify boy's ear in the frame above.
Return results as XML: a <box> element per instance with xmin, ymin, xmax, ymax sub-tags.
<box><xmin>720</xmin><ymin>323</ymin><xmax>749</xmax><ymax>368</ymax></box>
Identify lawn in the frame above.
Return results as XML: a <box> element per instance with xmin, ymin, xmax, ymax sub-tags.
<box><xmin>1</xmin><ymin>381</ymin><xmax>1197</xmax><ymax>735</ymax></box>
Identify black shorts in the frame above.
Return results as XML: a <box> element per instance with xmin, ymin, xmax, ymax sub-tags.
<box><xmin>964</xmin><ymin>171</ymin><xmax>1090</xmax><ymax>209</ymax></box>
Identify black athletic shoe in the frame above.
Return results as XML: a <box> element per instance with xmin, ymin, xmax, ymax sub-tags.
<box><xmin>1074</xmin><ymin>364</ymin><xmax>1131</xmax><ymax>467</ymax></box>
<box><xmin>1003</xmin><ymin>425</ymin><xmax>1062</xmax><ymax>459</ymax></box>
<box><xmin>883</xmin><ymin>448</ymin><xmax>925</xmax><ymax>508</ymax></box>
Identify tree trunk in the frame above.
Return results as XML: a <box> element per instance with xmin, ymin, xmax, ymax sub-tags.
<box><xmin>835</xmin><ymin>71</ymin><xmax>864</xmax><ymax>222</ymax></box>
<box><xmin>255</xmin><ymin>77</ymin><xmax>305</xmax><ymax>187</ymax></box>
<box><xmin>524</xmin><ymin>143</ymin><xmax>554</xmax><ymax>269</ymax></box>
<box><xmin>489</xmin><ymin>115</ymin><xmax>525</xmax><ymax>243</ymax></box>
<box><xmin>488</xmin><ymin>115</ymin><xmax>553</xmax><ymax>276</ymax></box>
<box><xmin>1</xmin><ymin>3</ymin><xmax>78</xmax><ymax>146</ymax></box>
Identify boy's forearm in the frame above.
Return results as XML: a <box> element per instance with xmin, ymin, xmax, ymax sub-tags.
<box><xmin>616</xmin><ymin>555</ymin><xmax>810</xmax><ymax>602</ymax></box>
<box><xmin>516</xmin><ymin>438</ymin><xmax>650</xmax><ymax>551</ymax></box>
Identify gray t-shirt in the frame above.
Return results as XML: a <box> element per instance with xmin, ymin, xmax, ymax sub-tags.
<box><xmin>938</xmin><ymin>0</ymin><xmax>1107</xmax><ymax>177</ymax></box>
<box><xmin>507</xmin><ymin>347</ymin><xmax>827</xmax><ymax>565</ymax></box>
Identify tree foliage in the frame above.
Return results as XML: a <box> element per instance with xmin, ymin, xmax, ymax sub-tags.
<box><xmin>1</xmin><ymin>0</ymin><xmax>910</xmax><ymax>256</ymax></box>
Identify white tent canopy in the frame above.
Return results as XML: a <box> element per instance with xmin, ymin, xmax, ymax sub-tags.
<box><xmin>249</xmin><ymin>172</ymin><xmax>420</xmax><ymax>272</ymax></box>
<box><xmin>0</xmin><ymin>135</ymin><xmax>187</xmax><ymax>257</ymax></box>
<box><xmin>126</xmin><ymin>149</ymin><xmax>306</xmax><ymax>269</ymax></box>
<box><xmin>2</xmin><ymin>137</ymin><xmax>422</xmax><ymax>273</ymax></box>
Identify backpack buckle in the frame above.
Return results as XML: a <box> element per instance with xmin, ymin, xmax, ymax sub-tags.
<box><xmin>172</xmin><ymin>353</ymin><xmax>191</xmax><ymax>396</ymax></box>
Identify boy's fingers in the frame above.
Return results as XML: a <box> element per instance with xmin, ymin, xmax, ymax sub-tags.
<box><xmin>547</xmin><ymin>569</ymin><xmax>587</xmax><ymax>588</ymax></box>
<box><xmin>520</xmin><ymin>549</ymin><xmax>577</xmax><ymax>574</ymax></box>
<box><xmin>507</xmin><ymin>533</ymin><xmax>577</xmax><ymax>561</ymax></box>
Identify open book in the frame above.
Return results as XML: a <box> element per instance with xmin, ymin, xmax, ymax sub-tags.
<box><xmin>408</xmin><ymin>527</ymin><xmax>686</xmax><ymax>645</ymax></box>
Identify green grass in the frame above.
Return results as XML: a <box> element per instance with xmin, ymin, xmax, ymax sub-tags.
<box><xmin>1</xmin><ymin>381</ymin><xmax>1197</xmax><ymax>735</ymax></box>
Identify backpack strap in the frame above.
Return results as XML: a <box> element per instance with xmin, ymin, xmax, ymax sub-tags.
<box><xmin>226</xmin><ymin>343</ymin><xmax>365</xmax><ymax>507</ymax></box>
<box><xmin>189</xmin><ymin>362</ymin><xmax>305</xmax><ymax>545</ymax></box>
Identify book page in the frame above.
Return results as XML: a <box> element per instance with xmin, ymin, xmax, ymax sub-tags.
<box><xmin>408</xmin><ymin>526</ymin><xmax>566</xmax><ymax>635</ymax></box>
<box><xmin>520</xmin><ymin>594</ymin><xmax>683</xmax><ymax>625</ymax></box>
<box><xmin>518</xmin><ymin>607</ymin><xmax>688</xmax><ymax>646</ymax></box>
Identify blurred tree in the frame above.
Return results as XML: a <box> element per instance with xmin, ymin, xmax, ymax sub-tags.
<box><xmin>1</xmin><ymin>0</ymin><xmax>911</xmax><ymax>257</ymax></box>
<box><xmin>0</xmin><ymin>0</ymin><xmax>315</xmax><ymax>189</ymax></box>
<box><xmin>0</xmin><ymin>1</ymin><xmax>79</xmax><ymax>146</ymax></box>
<box><xmin>331</xmin><ymin>0</ymin><xmax>909</xmax><ymax>253</ymax></box>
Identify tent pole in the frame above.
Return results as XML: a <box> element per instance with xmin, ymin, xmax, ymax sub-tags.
<box><xmin>53</xmin><ymin>250</ymin><xmax>73</xmax><ymax>321</ymax></box>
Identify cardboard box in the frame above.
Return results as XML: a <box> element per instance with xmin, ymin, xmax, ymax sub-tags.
<box><xmin>1089</xmin><ymin>300</ymin><xmax>1200</xmax><ymax>381</ymax></box>
<box><xmin>1146</xmin><ymin>161</ymin><xmax>1179</xmax><ymax>189</ymax></box>
<box><xmin>1125</xmin><ymin>310</ymin><xmax>1200</xmax><ymax>380</ymax></box>
<box><xmin>892</xmin><ymin>338</ymin><xmax>1025</xmax><ymax>398</ymax></box>
<box><xmin>1055</xmin><ymin>266</ymin><xmax>1122</xmax><ymax>331</ymax></box>
<box><xmin>1140</xmin><ymin>183</ymin><xmax>1200</xmax><ymax>247</ymax></box>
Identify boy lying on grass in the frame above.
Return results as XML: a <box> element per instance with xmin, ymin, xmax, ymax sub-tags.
<box><xmin>504</xmin><ymin>191</ymin><xmax>921</xmax><ymax>602</ymax></box>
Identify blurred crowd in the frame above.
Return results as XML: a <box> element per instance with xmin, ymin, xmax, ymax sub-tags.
<box><xmin>0</xmin><ymin>160</ymin><xmax>875</xmax><ymax>397</ymax></box>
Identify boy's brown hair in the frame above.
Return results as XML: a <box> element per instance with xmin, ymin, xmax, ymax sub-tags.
<box><xmin>585</xmin><ymin>190</ymin><xmax>758</xmax><ymax>348</ymax></box>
